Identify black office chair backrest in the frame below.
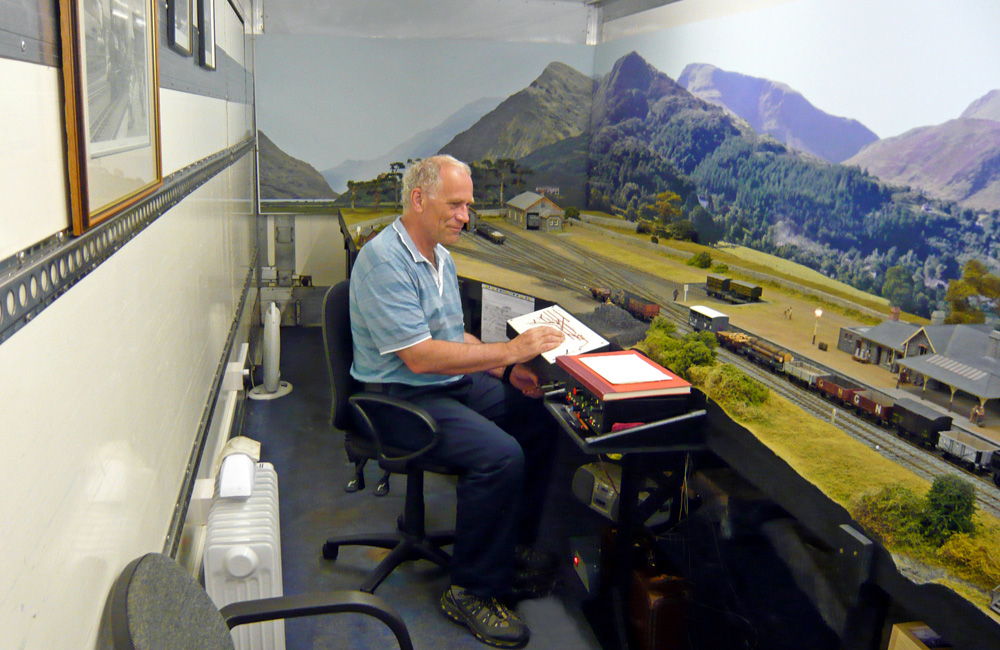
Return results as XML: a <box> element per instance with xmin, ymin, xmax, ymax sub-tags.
<box><xmin>323</xmin><ymin>280</ymin><xmax>360</xmax><ymax>432</ymax></box>
<box><xmin>321</xmin><ymin>280</ymin><xmax>445</xmax><ymax>473</ymax></box>
<box><xmin>110</xmin><ymin>553</ymin><xmax>234</xmax><ymax>650</ymax></box>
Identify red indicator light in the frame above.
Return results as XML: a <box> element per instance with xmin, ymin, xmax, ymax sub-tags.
<box><xmin>573</xmin><ymin>555</ymin><xmax>580</xmax><ymax>567</ymax></box>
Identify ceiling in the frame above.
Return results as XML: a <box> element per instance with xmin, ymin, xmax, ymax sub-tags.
<box><xmin>259</xmin><ymin>0</ymin><xmax>682</xmax><ymax>43</ymax></box>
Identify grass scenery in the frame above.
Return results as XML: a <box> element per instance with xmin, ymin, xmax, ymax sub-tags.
<box><xmin>719</xmin><ymin>243</ymin><xmax>891</xmax><ymax>307</ymax></box>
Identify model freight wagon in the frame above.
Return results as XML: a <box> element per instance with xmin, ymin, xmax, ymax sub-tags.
<box><xmin>705</xmin><ymin>274</ymin><xmax>762</xmax><ymax>303</ymax></box>
<box><xmin>891</xmin><ymin>398</ymin><xmax>953</xmax><ymax>448</ymax></box>
<box><xmin>852</xmin><ymin>389</ymin><xmax>895</xmax><ymax>425</ymax></box>
<box><xmin>815</xmin><ymin>375</ymin><xmax>865</xmax><ymax>405</ymax></box>
<box><xmin>689</xmin><ymin>305</ymin><xmax>729</xmax><ymax>332</ymax></box>
<box><xmin>746</xmin><ymin>338</ymin><xmax>791</xmax><ymax>371</ymax></box>
<box><xmin>475</xmin><ymin>223</ymin><xmax>506</xmax><ymax>244</ymax></box>
<box><xmin>782</xmin><ymin>359</ymin><xmax>826</xmax><ymax>389</ymax></box>
<box><xmin>937</xmin><ymin>429</ymin><xmax>996</xmax><ymax>472</ymax></box>
<box><xmin>705</xmin><ymin>274</ymin><xmax>731</xmax><ymax>299</ymax></box>
<box><xmin>728</xmin><ymin>279</ymin><xmax>763</xmax><ymax>302</ymax></box>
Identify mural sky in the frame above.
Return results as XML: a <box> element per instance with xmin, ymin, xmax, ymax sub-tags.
<box><xmin>256</xmin><ymin>0</ymin><xmax>1000</xmax><ymax>174</ymax></box>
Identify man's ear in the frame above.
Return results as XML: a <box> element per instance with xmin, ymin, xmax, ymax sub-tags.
<box><xmin>410</xmin><ymin>187</ymin><xmax>424</xmax><ymax>213</ymax></box>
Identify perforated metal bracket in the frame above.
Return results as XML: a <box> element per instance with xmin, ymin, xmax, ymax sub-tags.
<box><xmin>0</xmin><ymin>139</ymin><xmax>254</xmax><ymax>347</ymax></box>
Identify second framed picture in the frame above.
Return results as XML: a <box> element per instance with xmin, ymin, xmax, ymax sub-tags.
<box><xmin>198</xmin><ymin>0</ymin><xmax>215</xmax><ymax>70</ymax></box>
<box><xmin>167</xmin><ymin>0</ymin><xmax>192</xmax><ymax>56</ymax></box>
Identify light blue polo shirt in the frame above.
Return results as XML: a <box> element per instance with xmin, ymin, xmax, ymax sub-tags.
<box><xmin>349</xmin><ymin>217</ymin><xmax>465</xmax><ymax>386</ymax></box>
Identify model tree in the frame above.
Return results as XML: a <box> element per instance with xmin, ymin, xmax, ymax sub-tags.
<box><xmin>923</xmin><ymin>474</ymin><xmax>977</xmax><ymax>546</ymax></box>
<box><xmin>945</xmin><ymin>259</ymin><xmax>1000</xmax><ymax>324</ymax></box>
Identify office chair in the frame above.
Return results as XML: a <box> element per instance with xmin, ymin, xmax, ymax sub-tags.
<box><xmin>320</xmin><ymin>281</ymin><xmax>458</xmax><ymax>594</ymax></box>
<box><xmin>109</xmin><ymin>552</ymin><xmax>413</xmax><ymax>650</ymax></box>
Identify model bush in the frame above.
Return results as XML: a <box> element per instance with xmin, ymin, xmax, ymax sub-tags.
<box><xmin>688</xmin><ymin>363</ymin><xmax>771</xmax><ymax>423</ymax></box>
<box><xmin>687</xmin><ymin>251</ymin><xmax>712</xmax><ymax>268</ymax></box>
<box><xmin>853</xmin><ymin>484</ymin><xmax>927</xmax><ymax>549</ymax></box>
<box><xmin>641</xmin><ymin>317</ymin><xmax>717</xmax><ymax>381</ymax></box>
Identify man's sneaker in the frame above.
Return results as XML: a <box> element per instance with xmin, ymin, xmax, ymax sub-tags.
<box><xmin>515</xmin><ymin>544</ymin><xmax>557</xmax><ymax>574</ymax></box>
<box><xmin>440</xmin><ymin>585</ymin><xmax>530</xmax><ymax>648</ymax></box>
<box><xmin>511</xmin><ymin>568</ymin><xmax>556</xmax><ymax>601</ymax></box>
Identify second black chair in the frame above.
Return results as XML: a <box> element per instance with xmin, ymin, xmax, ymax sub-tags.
<box><xmin>321</xmin><ymin>280</ymin><xmax>460</xmax><ymax>593</ymax></box>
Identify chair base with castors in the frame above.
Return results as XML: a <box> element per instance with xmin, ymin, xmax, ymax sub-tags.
<box><xmin>322</xmin><ymin>471</ymin><xmax>456</xmax><ymax>593</ymax></box>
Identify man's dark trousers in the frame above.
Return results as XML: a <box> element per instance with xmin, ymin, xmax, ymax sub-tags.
<box><xmin>371</xmin><ymin>372</ymin><xmax>556</xmax><ymax>598</ymax></box>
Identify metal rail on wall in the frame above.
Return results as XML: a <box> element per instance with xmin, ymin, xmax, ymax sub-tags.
<box><xmin>0</xmin><ymin>138</ymin><xmax>255</xmax><ymax>348</ymax></box>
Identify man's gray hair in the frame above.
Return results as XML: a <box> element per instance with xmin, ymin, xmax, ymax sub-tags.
<box><xmin>401</xmin><ymin>155</ymin><xmax>471</xmax><ymax>208</ymax></box>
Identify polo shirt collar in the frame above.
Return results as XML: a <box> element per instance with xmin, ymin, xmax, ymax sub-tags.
<box><xmin>392</xmin><ymin>217</ymin><xmax>450</xmax><ymax>293</ymax></box>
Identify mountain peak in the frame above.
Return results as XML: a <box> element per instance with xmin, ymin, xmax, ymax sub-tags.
<box><xmin>961</xmin><ymin>89</ymin><xmax>1000</xmax><ymax>122</ymax></box>
<box><xmin>678</xmin><ymin>62</ymin><xmax>877</xmax><ymax>163</ymax></box>
<box><xmin>438</xmin><ymin>62</ymin><xmax>593</xmax><ymax>162</ymax></box>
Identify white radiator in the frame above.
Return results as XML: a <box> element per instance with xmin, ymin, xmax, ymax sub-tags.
<box><xmin>205</xmin><ymin>460</ymin><xmax>284</xmax><ymax>650</ymax></box>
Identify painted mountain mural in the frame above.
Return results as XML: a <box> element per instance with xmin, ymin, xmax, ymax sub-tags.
<box><xmin>846</xmin><ymin>90</ymin><xmax>1000</xmax><ymax>211</ymax></box>
<box><xmin>677</xmin><ymin>63</ymin><xmax>878</xmax><ymax>163</ymax></box>
<box><xmin>584</xmin><ymin>52</ymin><xmax>997</xmax><ymax>316</ymax></box>
<box><xmin>438</xmin><ymin>61</ymin><xmax>595</xmax><ymax>207</ymax></box>
<box><xmin>258</xmin><ymin>131</ymin><xmax>337</xmax><ymax>200</ymax></box>
<box><xmin>322</xmin><ymin>96</ymin><xmax>504</xmax><ymax>193</ymax></box>
<box><xmin>439</xmin><ymin>61</ymin><xmax>594</xmax><ymax>162</ymax></box>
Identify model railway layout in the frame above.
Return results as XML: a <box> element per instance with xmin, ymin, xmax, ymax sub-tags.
<box><xmin>452</xmin><ymin>223</ymin><xmax>1000</xmax><ymax>515</ymax></box>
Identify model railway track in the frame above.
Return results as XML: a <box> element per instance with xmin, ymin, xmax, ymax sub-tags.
<box><xmin>456</xmin><ymin>222</ymin><xmax>697</xmax><ymax>310</ymax></box>
<box><xmin>455</xmin><ymin>222</ymin><xmax>1000</xmax><ymax>516</ymax></box>
<box><xmin>716</xmin><ymin>348</ymin><xmax>1000</xmax><ymax>518</ymax></box>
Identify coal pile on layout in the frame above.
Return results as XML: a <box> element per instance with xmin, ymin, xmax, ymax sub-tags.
<box><xmin>577</xmin><ymin>303</ymin><xmax>650</xmax><ymax>349</ymax></box>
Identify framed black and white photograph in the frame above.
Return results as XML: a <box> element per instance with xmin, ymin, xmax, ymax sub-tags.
<box><xmin>167</xmin><ymin>0</ymin><xmax>192</xmax><ymax>55</ymax></box>
<box><xmin>198</xmin><ymin>0</ymin><xmax>216</xmax><ymax>70</ymax></box>
<box><xmin>59</xmin><ymin>0</ymin><xmax>162</xmax><ymax>235</ymax></box>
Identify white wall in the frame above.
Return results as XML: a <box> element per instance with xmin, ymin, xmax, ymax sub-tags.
<box><xmin>0</xmin><ymin>58</ymin><xmax>70</xmax><ymax>259</ymax></box>
<box><xmin>0</xmin><ymin>2</ymin><xmax>255</xmax><ymax>647</ymax></box>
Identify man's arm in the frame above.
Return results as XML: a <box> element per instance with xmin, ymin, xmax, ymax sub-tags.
<box><xmin>395</xmin><ymin>326</ymin><xmax>564</xmax><ymax>376</ymax></box>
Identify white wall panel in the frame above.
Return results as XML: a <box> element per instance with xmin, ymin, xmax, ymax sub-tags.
<box><xmin>0</xmin><ymin>59</ymin><xmax>71</xmax><ymax>259</ymax></box>
<box><xmin>0</xmin><ymin>156</ymin><xmax>253</xmax><ymax>649</ymax></box>
<box><xmin>160</xmin><ymin>89</ymin><xmax>230</xmax><ymax>176</ymax></box>
<box><xmin>295</xmin><ymin>214</ymin><xmax>347</xmax><ymax>285</ymax></box>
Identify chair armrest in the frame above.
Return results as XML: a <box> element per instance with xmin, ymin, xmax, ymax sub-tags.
<box><xmin>219</xmin><ymin>591</ymin><xmax>413</xmax><ymax>650</ymax></box>
<box><xmin>349</xmin><ymin>393</ymin><xmax>441</xmax><ymax>463</ymax></box>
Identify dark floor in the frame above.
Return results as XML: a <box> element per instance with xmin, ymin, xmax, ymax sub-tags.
<box><xmin>243</xmin><ymin>326</ymin><xmax>841</xmax><ymax>650</ymax></box>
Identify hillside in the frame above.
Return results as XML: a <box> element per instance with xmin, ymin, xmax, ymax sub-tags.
<box><xmin>439</xmin><ymin>61</ymin><xmax>594</xmax><ymax>162</ymax></box>
<box><xmin>258</xmin><ymin>131</ymin><xmax>338</xmax><ymax>200</ymax></box>
<box><xmin>845</xmin><ymin>89</ymin><xmax>1000</xmax><ymax>212</ymax></box>
<box><xmin>678</xmin><ymin>63</ymin><xmax>878</xmax><ymax>163</ymax></box>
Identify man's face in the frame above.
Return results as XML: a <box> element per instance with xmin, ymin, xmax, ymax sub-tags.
<box><xmin>415</xmin><ymin>164</ymin><xmax>473</xmax><ymax>247</ymax></box>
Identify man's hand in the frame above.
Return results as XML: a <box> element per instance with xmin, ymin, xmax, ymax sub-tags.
<box><xmin>508</xmin><ymin>325</ymin><xmax>564</xmax><ymax>364</ymax></box>
<box><xmin>509</xmin><ymin>363</ymin><xmax>545</xmax><ymax>398</ymax></box>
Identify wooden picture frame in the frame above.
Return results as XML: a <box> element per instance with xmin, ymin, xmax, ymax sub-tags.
<box><xmin>198</xmin><ymin>0</ymin><xmax>216</xmax><ymax>70</ymax></box>
<box><xmin>167</xmin><ymin>0</ymin><xmax>192</xmax><ymax>55</ymax></box>
<box><xmin>59</xmin><ymin>0</ymin><xmax>162</xmax><ymax>235</ymax></box>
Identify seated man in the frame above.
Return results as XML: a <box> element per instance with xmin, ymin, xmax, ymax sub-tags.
<box><xmin>349</xmin><ymin>155</ymin><xmax>565</xmax><ymax>648</ymax></box>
